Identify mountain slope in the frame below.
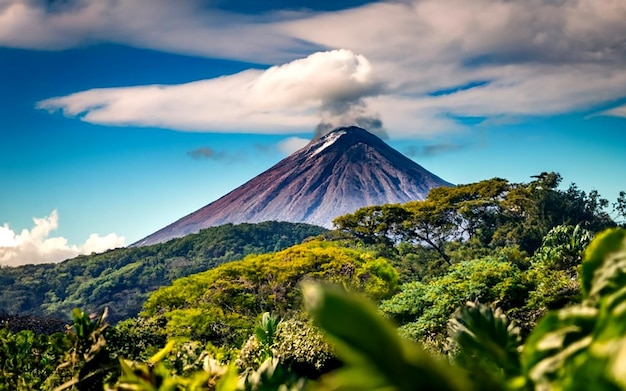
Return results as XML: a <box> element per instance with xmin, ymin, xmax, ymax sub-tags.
<box><xmin>135</xmin><ymin>126</ymin><xmax>452</xmax><ymax>246</ymax></box>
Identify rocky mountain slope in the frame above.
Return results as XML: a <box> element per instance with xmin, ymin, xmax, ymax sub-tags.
<box><xmin>134</xmin><ymin>126</ymin><xmax>452</xmax><ymax>246</ymax></box>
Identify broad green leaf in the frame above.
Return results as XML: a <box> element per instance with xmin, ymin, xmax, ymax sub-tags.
<box><xmin>303</xmin><ymin>283</ymin><xmax>472</xmax><ymax>391</ymax></box>
<box><xmin>562</xmin><ymin>285</ymin><xmax>626</xmax><ymax>390</ymax></box>
<box><xmin>581</xmin><ymin>229</ymin><xmax>626</xmax><ymax>301</ymax></box>
<box><xmin>149</xmin><ymin>340</ymin><xmax>176</xmax><ymax>364</ymax></box>
<box><xmin>215</xmin><ymin>364</ymin><xmax>239</xmax><ymax>391</ymax></box>
<box><xmin>448</xmin><ymin>302</ymin><xmax>521</xmax><ymax>381</ymax></box>
<box><xmin>522</xmin><ymin>306</ymin><xmax>597</xmax><ymax>389</ymax></box>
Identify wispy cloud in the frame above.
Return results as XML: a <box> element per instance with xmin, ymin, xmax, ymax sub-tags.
<box><xmin>24</xmin><ymin>0</ymin><xmax>626</xmax><ymax>138</ymax></box>
<box><xmin>404</xmin><ymin>143</ymin><xmax>469</xmax><ymax>158</ymax></box>
<box><xmin>597</xmin><ymin>104</ymin><xmax>626</xmax><ymax>118</ymax></box>
<box><xmin>0</xmin><ymin>0</ymin><xmax>313</xmax><ymax>63</ymax></box>
<box><xmin>187</xmin><ymin>147</ymin><xmax>232</xmax><ymax>161</ymax></box>
<box><xmin>277</xmin><ymin>137</ymin><xmax>309</xmax><ymax>155</ymax></box>
<box><xmin>0</xmin><ymin>210</ymin><xmax>125</xmax><ymax>266</ymax></box>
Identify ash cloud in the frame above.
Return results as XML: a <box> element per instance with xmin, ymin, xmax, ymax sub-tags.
<box><xmin>354</xmin><ymin>115</ymin><xmax>387</xmax><ymax>138</ymax></box>
<box><xmin>313</xmin><ymin>101</ymin><xmax>388</xmax><ymax>140</ymax></box>
<box><xmin>39</xmin><ymin>49</ymin><xmax>387</xmax><ymax>135</ymax></box>
<box><xmin>187</xmin><ymin>147</ymin><xmax>234</xmax><ymax>161</ymax></box>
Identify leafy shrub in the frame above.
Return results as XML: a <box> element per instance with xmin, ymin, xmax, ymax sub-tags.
<box><xmin>380</xmin><ymin>256</ymin><xmax>529</xmax><ymax>342</ymax></box>
<box><xmin>532</xmin><ymin>224</ymin><xmax>593</xmax><ymax>271</ymax></box>
<box><xmin>106</xmin><ymin>316</ymin><xmax>168</xmax><ymax>361</ymax></box>
<box><xmin>0</xmin><ymin>328</ymin><xmax>67</xmax><ymax>390</ymax></box>
<box><xmin>273</xmin><ymin>317</ymin><xmax>338</xmax><ymax>378</ymax></box>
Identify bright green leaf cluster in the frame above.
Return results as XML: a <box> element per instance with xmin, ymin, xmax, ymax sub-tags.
<box><xmin>380</xmin><ymin>255</ymin><xmax>529</xmax><ymax>341</ymax></box>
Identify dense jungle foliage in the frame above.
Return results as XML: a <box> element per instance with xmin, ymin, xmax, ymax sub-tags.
<box><xmin>2</xmin><ymin>172</ymin><xmax>625</xmax><ymax>390</ymax></box>
<box><xmin>0</xmin><ymin>222</ymin><xmax>327</xmax><ymax>323</ymax></box>
<box><xmin>2</xmin><ymin>228</ymin><xmax>626</xmax><ymax>390</ymax></box>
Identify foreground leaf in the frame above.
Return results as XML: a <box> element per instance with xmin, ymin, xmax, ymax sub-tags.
<box><xmin>303</xmin><ymin>283</ymin><xmax>473</xmax><ymax>391</ymax></box>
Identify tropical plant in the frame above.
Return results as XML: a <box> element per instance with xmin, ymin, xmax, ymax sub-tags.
<box><xmin>379</xmin><ymin>254</ymin><xmax>529</xmax><ymax>343</ymax></box>
<box><xmin>302</xmin><ymin>228</ymin><xmax>626</xmax><ymax>390</ymax></box>
<box><xmin>0</xmin><ymin>327</ymin><xmax>67</xmax><ymax>390</ymax></box>
<box><xmin>532</xmin><ymin>224</ymin><xmax>593</xmax><ymax>271</ymax></box>
<box><xmin>49</xmin><ymin>227</ymin><xmax>626</xmax><ymax>391</ymax></box>
<box><xmin>447</xmin><ymin>301</ymin><xmax>522</xmax><ymax>387</ymax></box>
<box><xmin>303</xmin><ymin>283</ymin><xmax>473</xmax><ymax>391</ymax></box>
<box><xmin>107</xmin><ymin>341</ymin><xmax>213</xmax><ymax>391</ymax></box>
<box><xmin>53</xmin><ymin>308</ymin><xmax>116</xmax><ymax>391</ymax></box>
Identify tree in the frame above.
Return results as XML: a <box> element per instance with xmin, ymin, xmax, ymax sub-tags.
<box><xmin>401</xmin><ymin>179</ymin><xmax>510</xmax><ymax>265</ymax></box>
<box><xmin>334</xmin><ymin>178</ymin><xmax>513</xmax><ymax>265</ymax></box>
<box><xmin>614</xmin><ymin>190</ymin><xmax>626</xmax><ymax>226</ymax></box>
<box><xmin>495</xmin><ymin>173</ymin><xmax>614</xmax><ymax>252</ymax></box>
<box><xmin>332</xmin><ymin>204</ymin><xmax>412</xmax><ymax>247</ymax></box>
<box><xmin>336</xmin><ymin>174</ymin><xmax>617</xmax><ymax>266</ymax></box>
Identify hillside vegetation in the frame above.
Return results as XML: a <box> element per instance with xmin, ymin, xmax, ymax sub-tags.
<box><xmin>138</xmin><ymin>240</ymin><xmax>398</xmax><ymax>347</ymax></box>
<box><xmin>1</xmin><ymin>172</ymin><xmax>626</xmax><ymax>390</ymax></box>
<box><xmin>0</xmin><ymin>222</ymin><xmax>327</xmax><ymax>323</ymax></box>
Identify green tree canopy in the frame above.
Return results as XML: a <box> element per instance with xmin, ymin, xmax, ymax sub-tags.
<box><xmin>334</xmin><ymin>173</ymin><xmax>615</xmax><ymax>265</ymax></box>
<box><xmin>141</xmin><ymin>240</ymin><xmax>398</xmax><ymax>347</ymax></box>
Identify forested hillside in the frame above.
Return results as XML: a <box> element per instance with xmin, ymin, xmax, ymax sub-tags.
<box><xmin>0</xmin><ymin>222</ymin><xmax>327</xmax><ymax>323</ymax></box>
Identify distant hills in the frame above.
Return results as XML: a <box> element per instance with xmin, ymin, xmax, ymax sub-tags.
<box><xmin>135</xmin><ymin>126</ymin><xmax>452</xmax><ymax>246</ymax></box>
<box><xmin>0</xmin><ymin>222</ymin><xmax>326</xmax><ymax>323</ymax></box>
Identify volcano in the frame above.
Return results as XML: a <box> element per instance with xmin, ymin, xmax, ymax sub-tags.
<box><xmin>133</xmin><ymin>126</ymin><xmax>452</xmax><ymax>246</ymax></box>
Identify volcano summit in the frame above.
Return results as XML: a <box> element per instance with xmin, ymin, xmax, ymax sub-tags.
<box><xmin>134</xmin><ymin>126</ymin><xmax>452</xmax><ymax>246</ymax></box>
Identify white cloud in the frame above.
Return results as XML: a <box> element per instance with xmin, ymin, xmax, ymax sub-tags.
<box><xmin>0</xmin><ymin>210</ymin><xmax>125</xmax><ymax>267</ymax></box>
<box><xmin>20</xmin><ymin>0</ymin><xmax>626</xmax><ymax>138</ymax></box>
<box><xmin>277</xmin><ymin>137</ymin><xmax>310</xmax><ymax>155</ymax></box>
<box><xmin>0</xmin><ymin>0</ymin><xmax>311</xmax><ymax>63</ymax></box>
<box><xmin>598</xmin><ymin>104</ymin><xmax>626</xmax><ymax>118</ymax></box>
<box><xmin>38</xmin><ymin>49</ymin><xmax>380</xmax><ymax>133</ymax></box>
<box><xmin>282</xmin><ymin>0</ymin><xmax>626</xmax><ymax>117</ymax></box>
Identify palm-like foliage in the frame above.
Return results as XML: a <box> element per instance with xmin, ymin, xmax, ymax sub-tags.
<box><xmin>448</xmin><ymin>301</ymin><xmax>522</xmax><ymax>384</ymax></box>
<box><xmin>254</xmin><ymin>313</ymin><xmax>281</xmax><ymax>361</ymax></box>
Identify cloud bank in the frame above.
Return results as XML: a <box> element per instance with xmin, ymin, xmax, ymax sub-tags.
<box><xmin>16</xmin><ymin>0</ymin><xmax>626</xmax><ymax>138</ymax></box>
<box><xmin>39</xmin><ymin>49</ymin><xmax>382</xmax><ymax>134</ymax></box>
<box><xmin>0</xmin><ymin>210</ymin><xmax>125</xmax><ymax>267</ymax></box>
<box><xmin>0</xmin><ymin>0</ymin><xmax>312</xmax><ymax>63</ymax></box>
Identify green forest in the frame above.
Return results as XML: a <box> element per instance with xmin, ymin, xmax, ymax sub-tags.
<box><xmin>0</xmin><ymin>221</ymin><xmax>327</xmax><ymax>324</ymax></box>
<box><xmin>1</xmin><ymin>172</ymin><xmax>626</xmax><ymax>390</ymax></box>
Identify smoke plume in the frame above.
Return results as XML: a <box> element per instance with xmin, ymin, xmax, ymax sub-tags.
<box><xmin>313</xmin><ymin>100</ymin><xmax>387</xmax><ymax>140</ymax></box>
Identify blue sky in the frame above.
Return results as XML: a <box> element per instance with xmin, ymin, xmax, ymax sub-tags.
<box><xmin>1</xmin><ymin>0</ymin><xmax>625</xmax><ymax>266</ymax></box>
